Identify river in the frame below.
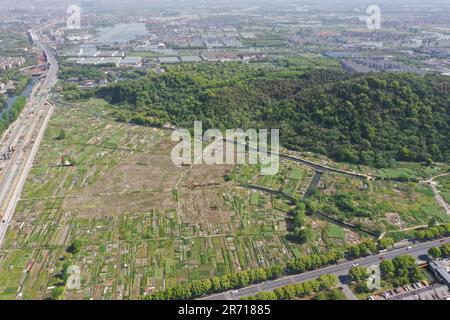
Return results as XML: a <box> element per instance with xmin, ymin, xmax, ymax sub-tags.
<box><xmin>0</xmin><ymin>77</ymin><xmax>37</xmax><ymax>118</ymax></box>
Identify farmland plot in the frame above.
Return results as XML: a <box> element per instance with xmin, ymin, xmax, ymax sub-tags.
<box><xmin>0</xmin><ymin>101</ymin><xmax>328</xmax><ymax>300</ymax></box>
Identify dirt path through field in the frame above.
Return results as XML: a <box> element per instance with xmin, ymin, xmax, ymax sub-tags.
<box><xmin>420</xmin><ymin>173</ymin><xmax>450</xmax><ymax>215</ymax></box>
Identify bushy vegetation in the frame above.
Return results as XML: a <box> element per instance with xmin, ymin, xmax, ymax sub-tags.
<box><xmin>348</xmin><ymin>266</ymin><xmax>370</xmax><ymax>283</ymax></box>
<box><xmin>0</xmin><ymin>94</ymin><xmax>5</xmax><ymax>111</ymax></box>
<box><xmin>347</xmin><ymin>266</ymin><xmax>373</xmax><ymax>294</ymax></box>
<box><xmin>380</xmin><ymin>255</ymin><xmax>424</xmax><ymax>287</ymax></box>
<box><xmin>288</xmin><ymin>202</ymin><xmax>313</xmax><ymax>243</ymax></box>
<box><xmin>378</xmin><ymin>237</ymin><xmax>395</xmax><ymax>250</ymax></box>
<box><xmin>428</xmin><ymin>244</ymin><xmax>450</xmax><ymax>259</ymax></box>
<box><xmin>143</xmin><ymin>265</ymin><xmax>283</xmax><ymax>300</ymax></box>
<box><xmin>142</xmin><ymin>250</ymin><xmax>343</xmax><ymax>300</ymax></box>
<box><xmin>90</xmin><ymin>63</ymin><xmax>449</xmax><ymax>166</ymax></box>
<box><xmin>2</xmin><ymin>69</ymin><xmax>30</xmax><ymax>93</ymax></box>
<box><xmin>66</xmin><ymin>240</ymin><xmax>82</xmax><ymax>254</ymax></box>
<box><xmin>415</xmin><ymin>223</ymin><xmax>450</xmax><ymax>241</ymax></box>
<box><xmin>308</xmin><ymin>190</ymin><xmax>381</xmax><ymax>221</ymax></box>
<box><xmin>285</xmin><ymin>250</ymin><xmax>344</xmax><ymax>274</ymax></box>
<box><xmin>346</xmin><ymin>239</ymin><xmax>378</xmax><ymax>259</ymax></box>
<box><xmin>301</xmin><ymin>183</ymin><xmax>448</xmax><ymax>236</ymax></box>
<box><xmin>59</xmin><ymin>65</ymin><xmax>111</xmax><ymax>82</ymax></box>
<box><xmin>0</xmin><ymin>96</ymin><xmax>27</xmax><ymax>134</ymax></box>
<box><xmin>242</xmin><ymin>275</ymin><xmax>340</xmax><ymax>300</ymax></box>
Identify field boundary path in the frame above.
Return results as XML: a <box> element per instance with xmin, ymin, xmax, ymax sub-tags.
<box><xmin>420</xmin><ymin>173</ymin><xmax>450</xmax><ymax>215</ymax></box>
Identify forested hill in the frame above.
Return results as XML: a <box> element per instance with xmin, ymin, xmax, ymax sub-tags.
<box><xmin>94</xmin><ymin>63</ymin><xmax>450</xmax><ymax>166</ymax></box>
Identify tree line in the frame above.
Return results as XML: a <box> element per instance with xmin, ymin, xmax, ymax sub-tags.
<box><xmin>241</xmin><ymin>274</ymin><xmax>341</xmax><ymax>300</ymax></box>
<box><xmin>347</xmin><ymin>254</ymin><xmax>424</xmax><ymax>294</ymax></box>
<box><xmin>142</xmin><ymin>251</ymin><xmax>343</xmax><ymax>300</ymax></box>
<box><xmin>287</xmin><ymin>202</ymin><xmax>313</xmax><ymax>244</ymax></box>
<box><xmin>140</xmin><ymin>224</ymin><xmax>445</xmax><ymax>300</ymax></box>
<box><xmin>2</xmin><ymin>69</ymin><xmax>30</xmax><ymax>95</ymax></box>
<box><xmin>0</xmin><ymin>96</ymin><xmax>27</xmax><ymax>135</ymax></box>
<box><xmin>90</xmin><ymin>63</ymin><xmax>449</xmax><ymax>167</ymax></box>
<box><xmin>428</xmin><ymin>244</ymin><xmax>450</xmax><ymax>259</ymax></box>
<box><xmin>380</xmin><ymin>255</ymin><xmax>424</xmax><ymax>287</ymax></box>
<box><xmin>415</xmin><ymin>223</ymin><xmax>450</xmax><ymax>241</ymax></box>
<box><xmin>141</xmin><ymin>234</ymin><xmax>401</xmax><ymax>300</ymax></box>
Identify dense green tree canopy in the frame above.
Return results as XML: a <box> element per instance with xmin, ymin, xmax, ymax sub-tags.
<box><xmin>93</xmin><ymin>63</ymin><xmax>450</xmax><ymax>166</ymax></box>
<box><xmin>348</xmin><ymin>266</ymin><xmax>369</xmax><ymax>282</ymax></box>
<box><xmin>380</xmin><ymin>255</ymin><xmax>424</xmax><ymax>286</ymax></box>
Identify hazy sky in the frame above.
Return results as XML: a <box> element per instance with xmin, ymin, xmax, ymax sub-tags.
<box><xmin>1</xmin><ymin>0</ymin><xmax>449</xmax><ymax>7</ymax></box>
<box><xmin>0</xmin><ymin>0</ymin><xmax>449</xmax><ymax>16</ymax></box>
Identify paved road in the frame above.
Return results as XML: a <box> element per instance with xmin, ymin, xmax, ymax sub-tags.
<box><xmin>340</xmin><ymin>283</ymin><xmax>359</xmax><ymax>300</ymax></box>
<box><xmin>200</xmin><ymin>237</ymin><xmax>450</xmax><ymax>300</ymax></box>
<box><xmin>41</xmin><ymin>44</ymin><xmax>58</xmax><ymax>91</ymax></box>
<box><xmin>0</xmin><ymin>23</ymin><xmax>58</xmax><ymax>246</ymax></box>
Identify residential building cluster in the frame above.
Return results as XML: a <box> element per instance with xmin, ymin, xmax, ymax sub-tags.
<box><xmin>340</xmin><ymin>57</ymin><xmax>420</xmax><ymax>74</ymax></box>
<box><xmin>369</xmin><ymin>259</ymin><xmax>450</xmax><ymax>301</ymax></box>
<box><xmin>0</xmin><ymin>56</ymin><xmax>25</xmax><ymax>71</ymax></box>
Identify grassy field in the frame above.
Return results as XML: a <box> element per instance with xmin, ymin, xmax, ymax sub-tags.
<box><xmin>0</xmin><ymin>98</ymin><xmax>446</xmax><ymax>300</ymax></box>
<box><xmin>285</xmin><ymin>54</ymin><xmax>341</xmax><ymax>69</ymax></box>
<box><xmin>435</xmin><ymin>174</ymin><xmax>450</xmax><ymax>204</ymax></box>
<box><xmin>316</xmin><ymin>174</ymin><xmax>449</xmax><ymax>235</ymax></box>
<box><xmin>0</xmin><ymin>99</ymin><xmax>342</xmax><ymax>300</ymax></box>
<box><xmin>325</xmin><ymin>224</ymin><xmax>345</xmax><ymax>240</ymax></box>
<box><xmin>233</xmin><ymin>161</ymin><xmax>314</xmax><ymax>198</ymax></box>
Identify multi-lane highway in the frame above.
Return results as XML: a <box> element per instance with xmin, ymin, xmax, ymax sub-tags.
<box><xmin>0</xmin><ymin>23</ymin><xmax>58</xmax><ymax>246</ymax></box>
<box><xmin>201</xmin><ymin>237</ymin><xmax>450</xmax><ymax>300</ymax></box>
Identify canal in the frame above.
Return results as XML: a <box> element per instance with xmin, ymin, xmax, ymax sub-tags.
<box><xmin>0</xmin><ymin>77</ymin><xmax>37</xmax><ymax>118</ymax></box>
